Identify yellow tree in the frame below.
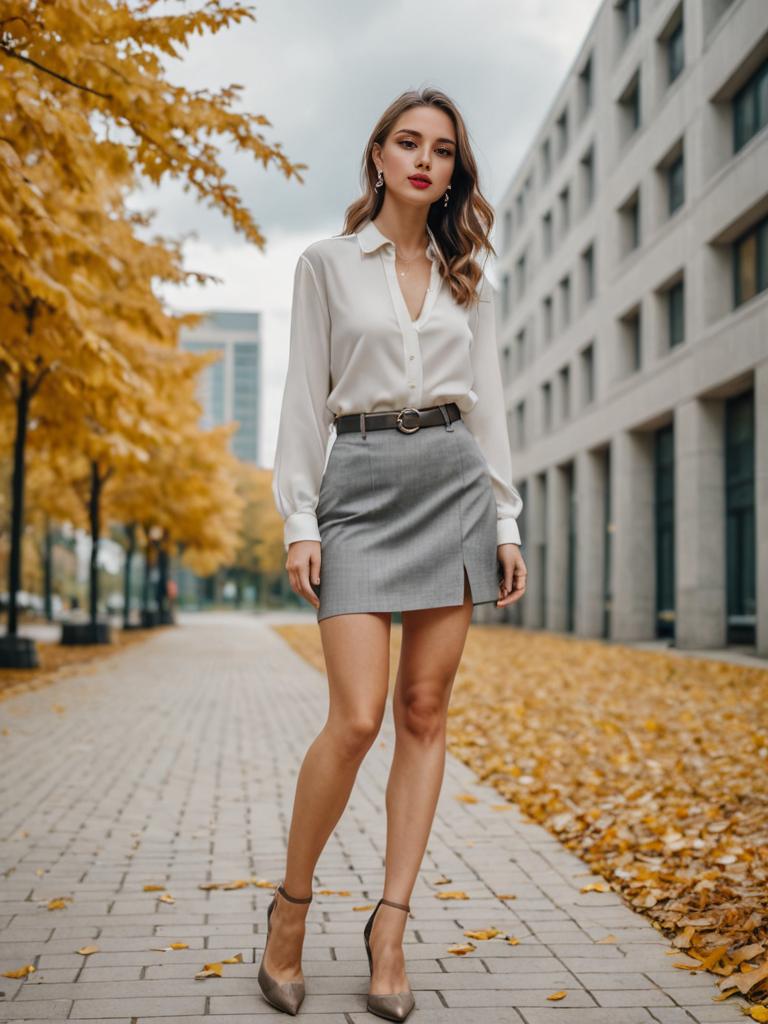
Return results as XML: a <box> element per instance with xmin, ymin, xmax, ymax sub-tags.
<box><xmin>0</xmin><ymin>0</ymin><xmax>306</xmax><ymax>662</ymax></box>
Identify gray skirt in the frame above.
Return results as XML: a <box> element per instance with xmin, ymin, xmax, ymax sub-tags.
<box><xmin>311</xmin><ymin>412</ymin><xmax>501</xmax><ymax>622</ymax></box>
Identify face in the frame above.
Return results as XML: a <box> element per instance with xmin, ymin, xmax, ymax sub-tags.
<box><xmin>373</xmin><ymin>105</ymin><xmax>456</xmax><ymax>207</ymax></box>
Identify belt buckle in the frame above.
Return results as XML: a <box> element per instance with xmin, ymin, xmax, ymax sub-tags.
<box><xmin>396</xmin><ymin>407</ymin><xmax>421</xmax><ymax>433</ymax></box>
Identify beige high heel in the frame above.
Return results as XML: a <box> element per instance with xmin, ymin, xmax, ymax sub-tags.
<box><xmin>257</xmin><ymin>880</ymin><xmax>313</xmax><ymax>1015</ymax></box>
<box><xmin>363</xmin><ymin>897</ymin><xmax>415</xmax><ymax>1022</ymax></box>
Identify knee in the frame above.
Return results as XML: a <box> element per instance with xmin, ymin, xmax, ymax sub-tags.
<box><xmin>398</xmin><ymin>690</ymin><xmax>447</xmax><ymax>742</ymax></box>
<box><xmin>330</xmin><ymin>714</ymin><xmax>382</xmax><ymax>759</ymax></box>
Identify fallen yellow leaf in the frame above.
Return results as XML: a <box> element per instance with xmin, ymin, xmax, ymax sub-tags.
<box><xmin>2</xmin><ymin>964</ymin><xmax>36</xmax><ymax>978</ymax></box>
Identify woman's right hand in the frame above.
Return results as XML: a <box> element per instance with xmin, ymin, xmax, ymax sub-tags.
<box><xmin>286</xmin><ymin>540</ymin><xmax>322</xmax><ymax>609</ymax></box>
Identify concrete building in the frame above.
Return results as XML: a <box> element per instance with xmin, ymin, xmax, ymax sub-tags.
<box><xmin>180</xmin><ymin>310</ymin><xmax>262</xmax><ymax>465</ymax></box>
<box><xmin>493</xmin><ymin>0</ymin><xmax>767</xmax><ymax>655</ymax></box>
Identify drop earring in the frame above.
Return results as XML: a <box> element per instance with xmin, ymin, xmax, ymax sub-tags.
<box><xmin>443</xmin><ymin>184</ymin><xmax>452</xmax><ymax>208</ymax></box>
<box><xmin>375</xmin><ymin>168</ymin><xmax>384</xmax><ymax>191</ymax></box>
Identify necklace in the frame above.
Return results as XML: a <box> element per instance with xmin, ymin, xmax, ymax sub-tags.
<box><xmin>395</xmin><ymin>246</ymin><xmax>427</xmax><ymax>278</ymax></box>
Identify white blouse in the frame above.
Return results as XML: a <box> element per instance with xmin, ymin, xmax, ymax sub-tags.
<box><xmin>271</xmin><ymin>217</ymin><xmax>524</xmax><ymax>552</ymax></box>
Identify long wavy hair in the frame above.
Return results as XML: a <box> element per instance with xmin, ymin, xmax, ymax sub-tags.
<box><xmin>341</xmin><ymin>87</ymin><xmax>496</xmax><ymax>309</ymax></box>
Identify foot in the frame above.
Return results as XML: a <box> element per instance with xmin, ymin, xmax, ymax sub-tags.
<box><xmin>368</xmin><ymin>902</ymin><xmax>410</xmax><ymax>996</ymax></box>
<box><xmin>261</xmin><ymin>887</ymin><xmax>311</xmax><ymax>985</ymax></box>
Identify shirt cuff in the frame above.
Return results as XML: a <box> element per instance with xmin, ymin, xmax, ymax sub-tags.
<box><xmin>496</xmin><ymin>517</ymin><xmax>522</xmax><ymax>547</ymax></box>
<box><xmin>284</xmin><ymin>511</ymin><xmax>322</xmax><ymax>550</ymax></box>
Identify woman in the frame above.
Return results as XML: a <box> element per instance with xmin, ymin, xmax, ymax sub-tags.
<box><xmin>261</xmin><ymin>87</ymin><xmax>527</xmax><ymax>1021</ymax></box>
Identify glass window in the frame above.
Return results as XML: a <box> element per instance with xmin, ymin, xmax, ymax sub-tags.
<box><xmin>668</xmin><ymin>280</ymin><xmax>685</xmax><ymax>347</ymax></box>
<box><xmin>541</xmin><ymin>138</ymin><xmax>551</xmax><ymax>181</ymax></box>
<box><xmin>619</xmin><ymin>0</ymin><xmax>640</xmax><ymax>41</ymax></box>
<box><xmin>543</xmin><ymin>295</ymin><xmax>553</xmax><ymax>342</ymax></box>
<box><xmin>582</xmin><ymin>244</ymin><xmax>596</xmax><ymax>302</ymax></box>
<box><xmin>668</xmin><ymin>153</ymin><xmax>684</xmax><ymax>214</ymax></box>
<box><xmin>542</xmin><ymin>210</ymin><xmax>553</xmax><ymax>257</ymax></box>
<box><xmin>582</xmin><ymin>343</ymin><xmax>595</xmax><ymax>404</ymax></box>
<box><xmin>579</xmin><ymin>55</ymin><xmax>594</xmax><ymax>116</ymax></box>
<box><xmin>733</xmin><ymin>58</ymin><xmax>768</xmax><ymax>152</ymax></box>
<box><xmin>733</xmin><ymin>215</ymin><xmax>767</xmax><ymax>307</ymax></box>
<box><xmin>501</xmin><ymin>273</ymin><xmax>511</xmax><ymax>319</ymax></box>
<box><xmin>502</xmin><ymin>209</ymin><xmax>513</xmax><ymax>252</ymax></box>
<box><xmin>667</xmin><ymin>20</ymin><xmax>684</xmax><ymax>83</ymax></box>
<box><xmin>581</xmin><ymin>146</ymin><xmax>595</xmax><ymax>208</ymax></box>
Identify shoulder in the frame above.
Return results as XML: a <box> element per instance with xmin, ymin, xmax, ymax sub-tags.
<box><xmin>299</xmin><ymin>233</ymin><xmax>359</xmax><ymax>274</ymax></box>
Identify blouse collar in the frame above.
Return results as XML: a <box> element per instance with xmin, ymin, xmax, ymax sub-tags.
<box><xmin>356</xmin><ymin>218</ymin><xmax>442</xmax><ymax>265</ymax></box>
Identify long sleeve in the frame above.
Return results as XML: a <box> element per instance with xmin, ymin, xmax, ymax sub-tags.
<box><xmin>463</xmin><ymin>273</ymin><xmax>524</xmax><ymax>547</ymax></box>
<box><xmin>271</xmin><ymin>252</ymin><xmax>334</xmax><ymax>551</ymax></box>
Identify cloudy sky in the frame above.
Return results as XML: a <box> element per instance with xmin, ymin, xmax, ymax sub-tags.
<box><xmin>136</xmin><ymin>0</ymin><xmax>603</xmax><ymax>466</ymax></box>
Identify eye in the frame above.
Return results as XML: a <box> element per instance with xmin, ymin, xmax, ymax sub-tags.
<box><xmin>398</xmin><ymin>140</ymin><xmax>454</xmax><ymax>158</ymax></box>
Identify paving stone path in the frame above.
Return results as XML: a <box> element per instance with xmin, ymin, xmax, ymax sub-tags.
<box><xmin>0</xmin><ymin>611</ymin><xmax>750</xmax><ymax>1023</ymax></box>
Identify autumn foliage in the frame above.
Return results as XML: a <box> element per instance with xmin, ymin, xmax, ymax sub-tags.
<box><xmin>0</xmin><ymin>0</ymin><xmax>299</xmax><ymax>635</ymax></box>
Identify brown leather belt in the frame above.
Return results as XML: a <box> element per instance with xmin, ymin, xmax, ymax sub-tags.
<box><xmin>334</xmin><ymin>402</ymin><xmax>462</xmax><ymax>436</ymax></box>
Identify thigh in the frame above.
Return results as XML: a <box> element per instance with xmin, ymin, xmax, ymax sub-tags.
<box><xmin>319</xmin><ymin>611</ymin><xmax>392</xmax><ymax>727</ymax></box>
<box><xmin>394</xmin><ymin>570</ymin><xmax>475</xmax><ymax>711</ymax></box>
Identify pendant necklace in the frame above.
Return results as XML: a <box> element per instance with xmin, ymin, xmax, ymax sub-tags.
<box><xmin>395</xmin><ymin>246</ymin><xmax>426</xmax><ymax>278</ymax></box>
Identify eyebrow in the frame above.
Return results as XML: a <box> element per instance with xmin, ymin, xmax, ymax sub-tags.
<box><xmin>394</xmin><ymin>129</ymin><xmax>456</xmax><ymax>146</ymax></box>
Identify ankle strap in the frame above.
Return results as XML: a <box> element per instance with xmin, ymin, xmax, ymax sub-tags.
<box><xmin>277</xmin><ymin>882</ymin><xmax>313</xmax><ymax>904</ymax></box>
<box><xmin>380</xmin><ymin>896</ymin><xmax>410</xmax><ymax>913</ymax></box>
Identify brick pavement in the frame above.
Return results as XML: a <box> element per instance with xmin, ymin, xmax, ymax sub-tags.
<box><xmin>0</xmin><ymin>612</ymin><xmax>750</xmax><ymax>1023</ymax></box>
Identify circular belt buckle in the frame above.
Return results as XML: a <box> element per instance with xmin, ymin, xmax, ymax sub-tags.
<box><xmin>396</xmin><ymin>407</ymin><xmax>421</xmax><ymax>433</ymax></box>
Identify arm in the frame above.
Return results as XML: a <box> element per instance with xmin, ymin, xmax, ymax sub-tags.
<box><xmin>462</xmin><ymin>273</ymin><xmax>524</xmax><ymax>547</ymax></box>
<box><xmin>271</xmin><ymin>251</ymin><xmax>334</xmax><ymax>552</ymax></box>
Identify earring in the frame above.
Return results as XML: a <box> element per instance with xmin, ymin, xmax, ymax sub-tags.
<box><xmin>443</xmin><ymin>184</ymin><xmax>452</xmax><ymax>208</ymax></box>
<box><xmin>374</xmin><ymin>168</ymin><xmax>384</xmax><ymax>191</ymax></box>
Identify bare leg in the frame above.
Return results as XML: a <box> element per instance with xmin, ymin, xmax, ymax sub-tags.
<box><xmin>262</xmin><ymin>610</ymin><xmax>391</xmax><ymax>984</ymax></box>
<box><xmin>368</xmin><ymin>570</ymin><xmax>475</xmax><ymax>995</ymax></box>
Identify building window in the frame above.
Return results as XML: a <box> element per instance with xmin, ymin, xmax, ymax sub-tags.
<box><xmin>559</xmin><ymin>364</ymin><xmax>571</xmax><ymax>420</ymax></box>
<box><xmin>501</xmin><ymin>345</ymin><xmax>512</xmax><ymax>385</ymax></box>
<box><xmin>667</xmin><ymin>151</ymin><xmax>685</xmax><ymax>214</ymax></box>
<box><xmin>581</xmin><ymin>343</ymin><xmax>595</xmax><ymax>405</ymax></box>
<box><xmin>619</xmin><ymin>189</ymin><xmax>641</xmax><ymax>254</ymax></box>
<box><xmin>501</xmin><ymin>273</ymin><xmax>511</xmax><ymax>319</ymax></box>
<box><xmin>582</xmin><ymin>243</ymin><xmax>596</xmax><ymax>302</ymax></box>
<box><xmin>542</xmin><ymin>381</ymin><xmax>553</xmax><ymax>432</ymax></box>
<box><xmin>579</xmin><ymin>54</ymin><xmax>594</xmax><ymax>118</ymax></box>
<box><xmin>620</xmin><ymin>306</ymin><xmax>642</xmax><ymax>372</ymax></box>
<box><xmin>515</xmin><ymin>190</ymin><xmax>524</xmax><ymax>225</ymax></box>
<box><xmin>618</xmin><ymin>0</ymin><xmax>640</xmax><ymax>42</ymax></box>
<box><xmin>541</xmin><ymin>137</ymin><xmax>552</xmax><ymax>182</ymax></box>
<box><xmin>515</xmin><ymin>400</ymin><xmax>526</xmax><ymax>448</ymax></box>
<box><xmin>502</xmin><ymin>209</ymin><xmax>513</xmax><ymax>252</ymax></box>
<box><xmin>515</xmin><ymin>328</ymin><xmax>526</xmax><ymax>372</ymax></box>
<box><xmin>733</xmin><ymin>58</ymin><xmax>768</xmax><ymax>153</ymax></box>
<box><xmin>667</xmin><ymin>278</ymin><xmax>685</xmax><ymax>347</ymax></box>
<box><xmin>580</xmin><ymin>144</ymin><xmax>595</xmax><ymax>210</ymax></box>
<box><xmin>542</xmin><ymin>210</ymin><xmax>553</xmax><ymax>257</ymax></box>
<box><xmin>515</xmin><ymin>253</ymin><xmax>527</xmax><ymax>299</ymax></box>
<box><xmin>543</xmin><ymin>295</ymin><xmax>554</xmax><ymax>343</ymax></box>
<box><xmin>666</xmin><ymin>16</ymin><xmax>684</xmax><ymax>85</ymax></box>
<box><xmin>619</xmin><ymin>70</ymin><xmax>641</xmax><ymax>139</ymax></box>
<box><xmin>556</xmin><ymin>107</ymin><xmax>569</xmax><ymax>158</ymax></box>
<box><xmin>559</xmin><ymin>184</ymin><xmax>571</xmax><ymax>237</ymax></box>
<box><xmin>559</xmin><ymin>275</ymin><xmax>572</xmax><ymax>328</ymax></box>
<box><xmin>733</xmin><ymin>213</ymin><xmax>768</xmax><ymax>307</ymax></box>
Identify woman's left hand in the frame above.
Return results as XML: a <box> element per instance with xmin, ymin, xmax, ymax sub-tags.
<box><xmin>497</xmin><ymin>544</ymin><xmax>527</xmax><ymax>607</ymax></box>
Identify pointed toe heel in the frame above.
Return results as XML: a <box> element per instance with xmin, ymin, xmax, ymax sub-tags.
<box><xmin>363</xmin><ymin>897</ymin><xmax>415</xmax><ymax>1022</ymax></box>
<box><xmin>257</xmin><ymin>880</ymin><xmax>313</xmax><ymax>1015</ymax></box>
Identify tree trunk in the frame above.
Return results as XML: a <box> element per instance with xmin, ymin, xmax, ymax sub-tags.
<box><xmin>88</xmin><ymin>460</ymin><xmax>102</xmax><ymax>628</ymax></box>
<box><xmin>43</xmin><ymin>516</ymin><xmax>54</xmax><ymax>622</ymax></box>
<box><xmin>6</xmin><ymin>373</ymin><xmax>31</xmax><ymax>637</ymax></box>
<box><xmin>123</xmin><ymin>522</ymin><xmax>137</xmax><ymax>629</ymax></box>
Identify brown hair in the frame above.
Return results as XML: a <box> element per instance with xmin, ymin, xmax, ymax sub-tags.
<box><xmin>341</xmin><ymin>87</ymin><xmax>496</xmax><ymax>308</ymax></box>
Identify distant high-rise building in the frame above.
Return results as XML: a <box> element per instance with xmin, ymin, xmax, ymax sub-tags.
<box><xmin>180</xmin><ymin>311</ymin><xmax>262</xmax><ymax>464</ymax></box>
<box><xmin>494</xmin><ymin>0</ymin><xmax>767</xmax><ymax>654</ymax></box>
